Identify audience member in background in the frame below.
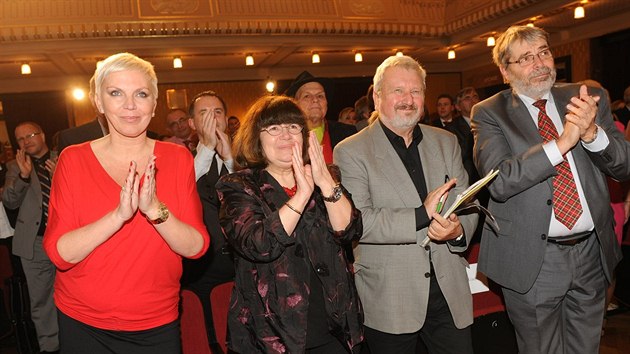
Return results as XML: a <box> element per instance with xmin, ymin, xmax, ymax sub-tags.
<box><xmin>217</xmin><ymin>95</ymin><xmax>363</xmax><ymax>353</ymax></box>
<box><xmin>227</xmin><ymin>115</ymin><xmax>240</xmax><ymax>139</ymax></box>
<box><xmin>435</xmin><ymin>93</ymin><xmax>478</xmax><ymax>187</ymax></box>
<box><xmin>613</xmin><ymin>85</ymin><xmax>630</xmax><ymax>127</ymax></box>
<box><xmin>354</xmin><ymin>96</ymin><xmax>371</xmax><ymax>130</ymax></box>
<box><xmin>43</xmin><ymin>52</ymin><xmax>209</xmax><ymax>354</ymax></box>
<box><xmin>580</xmin><ymin>78</ymin><xmax>629</xmax><ymax>332</ymax></box>
<box><xmin>164</xmin><ymin>108</ymin><xmax>198</xmax><ymax>153</ymax></box>
<box><xmin>335</xmin><ymin>55</ymin><xmax>477</xmax><ymax>354</ymax></box>
<box><xmin>432</xmin><ymin>94</ymin><xmax>456</xmax><ymax>127</ymax></box>
<box><xmin>286</xmin><ymin>71</ymin><xmax>356</xmax><ymax>163</ymax></box>
<box><xmin>3</xmin><ymin>122</ymin><xmax>59</xmax><ymax>354</ymax></box>
<box><xmin>338</xmin><ymin>107</ymin><xmax>357</xmax><ymax>125</ymax></box>
<box><xmin>472</xmin><ymin>26</ymin><xmax>630</xmax><ymax>354</ymax></box>
<box><xmin>182</xmin><ymin>90</ymin><xmax>235</xmax><ymax>351</ymax></box>
<box><xmin>455</xmin><ymin>87</ymin><xmax>480</xmax><ymax>127</ymax></box>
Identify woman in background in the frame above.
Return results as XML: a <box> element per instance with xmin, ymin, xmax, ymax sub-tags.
<box><xmin>44</xmin><ymin>52</ymin><xmax>209</xmax><ymax>354</ymax></box>
<box><xmin>217</xmin><ymin>96</ymin><xmax>363</xmax><ymax>353</ymax></box>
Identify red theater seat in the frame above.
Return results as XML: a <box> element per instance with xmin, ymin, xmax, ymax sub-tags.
<box><xmin>210</xmin><ymin>281</ymin><xmax>234</xmax><ymax>354</ymax></box>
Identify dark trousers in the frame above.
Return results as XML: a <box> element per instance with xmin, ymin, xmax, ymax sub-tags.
<box><xmin>58</xmin><ymin>310</ymin><xmax>181</xmax><ymax>354</ymax></box>
<box><xmin>364</xmin><ymin>274</ymin><xmax>473</xmax><ymax>354</ymax></box>
<box><xmin>502</xmin><ymin>233</ymin><xmax>605</xmax><ymax>354</ymax></box>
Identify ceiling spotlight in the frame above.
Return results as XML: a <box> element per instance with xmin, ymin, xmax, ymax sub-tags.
<box><xmin>526</xmin><ymin>22</ymin><xmax>535</xmax><ymax>27</ymax></box>
<box><xmin>312</xmin><ymin>52</ymin><xmax>320</xmax><ymax>64</ymax></box>
<box><xmin>265</xmin><ymin>78</ymin><xmax>275</xmax><ymax>93</ymax></box>
<box><xmin>21</xmin><ymin>63</ymin><xmax>31</xmax><ymax>75</ymax></box>
<box><xmin>395</xmin><ymin>51</ymin><xmax>404</xmax><ymax>57</ymax></box>
<box><xmin>354</xmin><ymin>52</ymin><xmax>363</xmax><ymax>63</ymax></box>
<box><xmin>72</xmin><ymin>88</ymin><xmax>86</xmax><ymax>100</ymax></box>
<box><xmin>173</xmin><ymin>56</ymin><xmax>182</xmax><ymax>69</ymax></box>
<box><xmin>487</xmin><ymin>35</ymin><xmax>496</xmax><ymax>47</ymax></box>
<box><xmin>574</xmin><ymin>5</ymin><xmax>585</xmax><ymax>19</ymax></box>
<box><xmin>447</xmin><ymin>49</ymin><xmax>456</xmax><ymax>60</ymax></box>
<box><xmin>245</xmin><ymin>54</ymin><xmax>254</xmax><ymax>66</ymax></box>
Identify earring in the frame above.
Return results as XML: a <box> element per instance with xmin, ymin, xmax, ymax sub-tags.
<box><xmin>152</xmin><ymin>112</ymin><xmax>155</xmax><ymax>117</ymax></box>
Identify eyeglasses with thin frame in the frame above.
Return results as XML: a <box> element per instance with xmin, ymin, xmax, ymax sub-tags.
<box><xmin>16</xmin><ymin>132</ymin><xmax>42</xmax><ymax>144</ymax></box>
<box><xmin>260</xmin><ymin>124</ymin><xmax>303</xmax><ymax>136</ymax></box>
<box><xmin>506</xmin><ymin>49</ymin><xmax>553</xmax><ymax>67</ymax></box>
<box><xmin>168</xmin><ymin>117</ymin><xmax>189</xmax><ymax>128</ymax></box>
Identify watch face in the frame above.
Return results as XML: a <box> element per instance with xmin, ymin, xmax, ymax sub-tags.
<box><xmin>324</xmin><ymin>185</ymin><xmax>342</xmax><ymax>202</ymax></box>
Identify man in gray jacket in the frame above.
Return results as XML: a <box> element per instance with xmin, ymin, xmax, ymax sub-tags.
<box><xmin>335</xmin><ymin>56</ymin><xmax>477</xmax><ymax>354</ymax></box>
<box><xmin>3</xmin><ymin>121</ymin><xmax>58</xmax><ymax>353</ymax></box>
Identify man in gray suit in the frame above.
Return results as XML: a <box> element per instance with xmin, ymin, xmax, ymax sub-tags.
<box><xmin>335</xmin><ymin>56</ymin><xmax>477</xmax><ymax>354</ymax></box>
<box><xmin>3</xmin><ymin>121</ymin><xmax>59</xmax><ymax>353</ymax></box>
<box><xmin>472</xmin><ymin>26</ymin><xmax>630</xmax><ymax>354</ymax></box>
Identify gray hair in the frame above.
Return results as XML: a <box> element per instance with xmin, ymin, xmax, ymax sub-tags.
<box><xmin>373</xmin><ymin>55</ymin><xmax>426</xmax><ymax>94</ymax></box>
<box><xmin>492</xmin><ymin>26</ymin><xmax>550</xmax><ymax>68</ymax></box>
<box><xmin>93</xmin><ymin>53</ymin><xmax>158</xmax><ymax>100</ymax></box>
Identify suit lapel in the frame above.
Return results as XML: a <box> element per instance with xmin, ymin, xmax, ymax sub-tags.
<box><xmin>370</xmin><ymin>123</ymin><xmax>422</xmax><ymax>207</ymax></box>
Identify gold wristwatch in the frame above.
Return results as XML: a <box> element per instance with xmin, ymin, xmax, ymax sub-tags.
<box><xmin>147</xmin><ymin>201</ymin><xmax>170</xmax><ymax>225</ymax></box>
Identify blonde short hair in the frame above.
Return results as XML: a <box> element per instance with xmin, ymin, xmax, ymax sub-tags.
<box><xmin>93</xmin><ymin>53</ymin><xmax>158</xmax><ymax>99</ymax></box>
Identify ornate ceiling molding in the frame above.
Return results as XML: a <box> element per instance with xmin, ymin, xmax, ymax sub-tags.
<box><xmin>0</xmin><ymin>0</ymin><xmax>552</xmax><ymax>43</ymax></box>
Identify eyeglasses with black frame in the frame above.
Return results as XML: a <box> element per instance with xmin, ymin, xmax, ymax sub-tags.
<box><xmin>16</xmin><ymin>132</ymin><xmax>42</xmax><ymax>143</ymax></box>
<box><xmin>506</xmin><ymin>48</ymin><xmax>553</xmax><ymax>67</ymax></box>
<box><xmin>260</xmin><ymin>124</ymin><xmax>303</xmax><ymax>136</ymax></box>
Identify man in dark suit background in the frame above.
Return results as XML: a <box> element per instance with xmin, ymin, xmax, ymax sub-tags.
<box><xmin>181</xmin><ymin>90</ymin><xmax>235</xmax><ymax>351</ymax></box>
<box><xmin>432</xmin><ymin>93</ymin><xmax>477</xmax><ymax>184</ymax></box>
<box><xmin>473</xmin><ymin>25</ymin><xmax>630</xmax><ymax>354</ymax></box>
<box><xmin>285</xmin><ymin>71</ymin><xmax>356</xmax><ymax>164</ymax></box>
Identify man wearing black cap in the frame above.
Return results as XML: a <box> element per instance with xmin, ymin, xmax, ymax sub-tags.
<box><xmin>286</xmin><ymin>71</ymin><xmax>356</xmax><ymax>163</ymax></box>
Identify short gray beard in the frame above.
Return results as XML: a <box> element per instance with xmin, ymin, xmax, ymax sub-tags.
<box><xmin>510</xmin><ymin>66</ymin><xmax>557</xmax><ymax>99</ymax></box>
<box><xmin>381</xmin><ymin>112</ymin><xmax>421</xmax><ymax>130</ymax></box>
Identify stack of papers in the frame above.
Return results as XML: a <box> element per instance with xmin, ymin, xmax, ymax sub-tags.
<box><xmin>440</xmin><ymin>169</ymin><xmax>499</xmax><ymax>217</ymax></box>
<box><xmin>419</xmin><ymin>169</ymin><xmax>499</xmax><ymax>247</ymax></box>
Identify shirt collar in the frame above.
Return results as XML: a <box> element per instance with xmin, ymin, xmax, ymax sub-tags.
<box><xmin>379</xmin><ymin>120</ymin><xmax>423</xmax><ymax>148</ymax></box>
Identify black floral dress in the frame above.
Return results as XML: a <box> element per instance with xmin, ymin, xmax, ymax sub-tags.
<box><xmin>217</xmin><ymin>168</ymin><xmax>364</xmax><ymax>353</ymax></box>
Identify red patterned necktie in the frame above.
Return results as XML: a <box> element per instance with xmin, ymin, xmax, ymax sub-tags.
<box><xmin>533</xmin><ymin>99</ymin><xmax>583</xmax><ymax>229</ymax></box>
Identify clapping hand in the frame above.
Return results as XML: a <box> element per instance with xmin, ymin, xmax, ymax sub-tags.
<box><xmin>565</xmin><ymin>84</ymin><xmax>600</xmax><ymax>143</ymax></box>
<box><xmin>197</xmin><ymin>110</ymin><xmax>232</xmax><ymax>161</ymax></box>
<box><xmin>15</xmin><ymin>149</ymin><xmax>32</xmax><ymax>179</ymax></box>
<box><xmin>117</xmin><ymin>155</ymin><xmax>161</xmax><ymax>222</ymax></box>
<box><xmin>117</xmin><ymin>161</ymin><xmax>140</xmax><ymax>221</ymax></box>
<box><xmin>307</xmin><ymin>131</ymin><xmax>337</xmax><ymax>193</ymax></box>
<box><xmin>138</xmin><ymin>155</ymin><xmax>160</xmax><ymax>218</ymax></box>
<box><xmin>291</xmin><ymin>139</ymin><xmax>314</xmax><ymax>198</ymax></box>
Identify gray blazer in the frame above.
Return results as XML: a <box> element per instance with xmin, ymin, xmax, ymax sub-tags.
<box><xmin>2</xmin><ymin>159</ymin><xmax>43</xmax><ymax>260</ymax></box>
<box><xmin>334</xmin><ymin>120</ymin><xmax>477</xmax><ymax>334</ymax></box>
<box><xmin>472</xmin><ymin>84</ymin><xmax>630</xmax><ymax>294</ymax></box>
